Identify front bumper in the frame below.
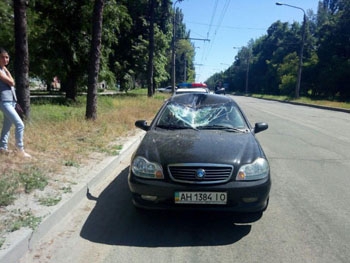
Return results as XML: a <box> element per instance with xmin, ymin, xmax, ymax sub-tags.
<box><xmin>128</xmin><ymin>173</ymin><xmax>271</xmax><ymax>213</ymax></box>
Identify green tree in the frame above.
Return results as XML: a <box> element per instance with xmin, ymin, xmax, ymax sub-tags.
<box><xmin>0</xmin><ymin>1</ymin><xmax>30</xmax><ymax>117</ymax></box>
<box><xmin>0</xmin><ymin>1</ymin><xmax>14</xmax><ymax>52</ymax></box>
<box><xmin>29</xmin><ymin>0</ymin><xmax>93</xmax><ymax>100</ymax></box>
<box><xmin>316</xmin><ymin>0</ymin><xmax>350</xmax><ymax>99</ymax></box>
<box><xmin>108</xmin><ymin>0</ymin><xmax>173</xmax><ymax>92</ymax></box>
<box><xmin>176</xmin><ymin>39</ymin><xmax>195</xmax><ymax>83</ymax></box>
<box><xmin>246</xmin><ymin>22</ymin><xmax>287</xmax><ymax>95</ymax></box>
<box><xmin>154</xmin><ymin>26</ymin><xmax>172</xmax><ymax>86</ymax></box>
<box><xmin>277</xmin><ymin>53</ymin><xmax>298</xmax><ymax>96</ymax></box>
<box><xmin>153</xmin><ymin>0</ymin><xmax>173</xmax><ymax>88</ymax></box>
<box><xmin>173</xmin><ymin>8</ymin><xmax>193</xmax><ymax>85</ymax></box>
<box><xmin>109</xmin><ymin>0</ymin><xmax>156</xmax><ymax>91</ymax></box>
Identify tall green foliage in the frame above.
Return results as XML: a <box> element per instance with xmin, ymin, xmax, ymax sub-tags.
<box><xmin>0</xmin><ymin>0</ymin><xmax>15</xmax><ymax>66</ymax></box>
<box><xmin>316</xmin><ymin>0</ymin><xmax>350</xmax><ymax>99</ymax></box>
<box><xmin>28</xmin><ymin>0</ymin><xmax>93</xmax><ymax>99</ymax></box>
<box><xmin>0</xmin><ymin>0</ymin><xmax>178</xmax><ymax>99</ymax></box>
<box><xmin>2</xmin><ymin>0</ymin><xmax>348</xmax><ymax>101</ymax></box>
<box><xmin>106</xmin><ymin>0</ymin><xmax>175</xmax><ymax>91</ymax></box>
<box><xmin>173</xmin><ymin>8</ymin><xmax>195</xmax><ymax>84</ymax></box>
<box><xmin>208</xmin><ymin>0</ymin><xmax>349</xmax><ymax>101</ymax></box>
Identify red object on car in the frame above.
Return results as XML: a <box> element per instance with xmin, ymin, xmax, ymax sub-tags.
<box><xmin>191</xmin><ymin>82</ymin><xmax>207</xmax><ymax>87</ymax></box>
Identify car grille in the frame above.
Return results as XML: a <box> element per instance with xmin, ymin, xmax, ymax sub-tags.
<box><xmin>168</xmin><ymin>163</ymin><xmax>233</xmax><ymax>184</ymax></box>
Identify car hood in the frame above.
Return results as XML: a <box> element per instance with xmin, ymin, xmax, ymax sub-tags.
<box><xmin>135</xmin><ymin>129</ymin><xmax>264</xmax><ymax>166</ymax></box>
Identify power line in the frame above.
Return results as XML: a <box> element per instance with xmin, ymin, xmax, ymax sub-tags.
<box><xmin>192</xmin><ymin>0</ymin><xmax>233</xmax><ymax>81</ymax></box>
<box><xmin>199</xmin><ymin>0</ymin><xmax>218</xmax><ymax>63</ymax></box>
<box><xmin>204</xmin><ymin>0</ymin><xmax>231</xmax><ymax>62</ymax></box>
<box><xmin>207</xmin><ymin>0</ymin><xmax>219</xmax><ymax>39</ymax></box>
<box><xmin>185</xmin><ymin>21</ymin><xmax>266</xmax><ymax>31</ymax></box>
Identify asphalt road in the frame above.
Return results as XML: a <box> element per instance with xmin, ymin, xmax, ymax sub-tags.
<box><xmin>20</xmin><ymin>96</ymin><xmax>350</xmax><ymax>263</ymax></box>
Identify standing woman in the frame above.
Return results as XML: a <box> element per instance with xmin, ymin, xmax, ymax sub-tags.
<box><xmin>0</xmin><ymin>47</ymin><xmax>31</xmax><ymax>157</ymax></box>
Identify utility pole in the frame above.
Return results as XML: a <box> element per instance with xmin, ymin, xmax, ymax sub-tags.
<box><xmin>147</xmin><ymin>0</ymin><xmax>155</xmax><ymax>97</ymax></box>
<box><xmin>171</xmin><ymin>0</ymin><xmax>183</xmax><ymax>93</ymax></box>
<box><xmin>171</xmin><ymin>0</ymin><xmax>209</xmax><ymax>93</ymax></box>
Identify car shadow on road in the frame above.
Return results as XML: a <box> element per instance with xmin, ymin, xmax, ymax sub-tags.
<box><xmin>80</xmin><ymin>167</ymin><xmax>254</xmax><ymax>247</ymax></box>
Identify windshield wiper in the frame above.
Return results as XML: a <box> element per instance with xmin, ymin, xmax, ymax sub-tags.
<box><xmin>156</xmin><ymin>124</ymin><xmax>198</xmax><ymax>131</ymax></box>
<box><xmin>197</xmin><ymin>125</ymin><xmax>246</xmax><ymax>133</ymax></box>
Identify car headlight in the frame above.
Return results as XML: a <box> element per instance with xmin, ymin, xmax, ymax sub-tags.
<box><xmin>132</xmin><ymin>156</ymin><xmax>164</xmax><ymax>179</ymax></box>
<box><xmin>236</xmin><ymin>158</ymin><xmax>269</xmax><ymax>181</ymax></box>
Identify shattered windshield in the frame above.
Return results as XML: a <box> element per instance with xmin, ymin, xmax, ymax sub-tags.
<box><xmin>157</xmin><ymin>102</ymin><xmax>246</xmax><ymax>130</ymax></box>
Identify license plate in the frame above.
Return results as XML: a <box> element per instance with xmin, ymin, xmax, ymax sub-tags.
<box><xmin>175</xmin><ymin>192</ymin><xmax>227</xmax><ymax>205</ymax></box>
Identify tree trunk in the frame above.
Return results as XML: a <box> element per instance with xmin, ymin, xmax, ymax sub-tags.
<box><xmin>13</xmin><ymin>0</ymin><xmax>30</xmax><ymax>119</ymax></box>
<box><xmin>86</xmin><ymin>0</ymin><xmax>105</xmax><ymax>120</ymax></box>
<box><xmin>64</xmin><ymin>69</ymin><xmax>78</xmax><ymax>101</ymax></box>
<box><xmin>147</xmin><ymin>0</ymin><xmax>155</xmax><ymax>97</ymax></box>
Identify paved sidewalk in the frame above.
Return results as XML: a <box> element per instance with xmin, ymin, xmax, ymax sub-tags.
<box><xmin>0</xmin><ymin>131</ymin><xmax>145</xmax><ymax>263</ymax></box>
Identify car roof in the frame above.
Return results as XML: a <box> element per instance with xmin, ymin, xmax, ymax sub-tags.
<box><xmin>169</xmin><ymin>93</ymin><xmax>237</xmax><ymax>108</ymax></box>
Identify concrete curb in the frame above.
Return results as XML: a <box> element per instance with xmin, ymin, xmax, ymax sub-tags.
<box><xmin>286</xmin><ymin>100</ymin><xmax>350</xmax><ymax>113</ymax></box>
<box><xmin>257</xmin><ymin>97</ymin><xmax>350</xmax><ymax>114</ymax></box>
<box><xmin>0</xmin><ymin>131</ymin><xmax>145</xmax><ymax>263</ymax></box>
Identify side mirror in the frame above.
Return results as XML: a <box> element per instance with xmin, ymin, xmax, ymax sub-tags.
<box><xmin>254</xmin><ymin>122</ymin><xmax>268</xmax><ymax>134</ymax></box>
<box><xmin>135</xmin><ymin>120</ymin><xmax>150</xmax><ymax>131</ymax></box>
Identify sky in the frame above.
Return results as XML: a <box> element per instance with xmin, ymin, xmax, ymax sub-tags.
<box><xmin>178</xmin><ymin>0</ymin><xmax>320</xmax><ymax>83</ymax></box>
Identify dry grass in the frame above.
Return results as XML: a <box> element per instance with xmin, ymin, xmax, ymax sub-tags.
<box><xmin>0</xmin><ymin>90</ymin><xmax>169</xmax><ymax>207</ymax></box>
<box><xmin>296</xmin><ymin>97</ymin><xmax>350</xmax><ymax>109</ymax></box>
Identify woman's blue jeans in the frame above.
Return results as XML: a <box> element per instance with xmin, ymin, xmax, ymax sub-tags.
<box><xmin>0</xmin><ymin>101</ymin><xmax>25</xmax><ymax>150</ymax></box>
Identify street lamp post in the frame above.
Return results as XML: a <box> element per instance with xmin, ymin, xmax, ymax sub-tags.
<box><xmin>171</xmin><ymin>0</ymin><xmax>183</xmax><ymax>93</ymax></box>
<box><xmin>276</xmin><ymin>2</ymin><xmax>306</xmax><ymax>99</ymax></box>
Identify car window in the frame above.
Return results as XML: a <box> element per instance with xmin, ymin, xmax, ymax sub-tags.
<box><xmin>157</xmin><ymin>102</ymin><xmax>246</xmax><ymax>129</ymax></box>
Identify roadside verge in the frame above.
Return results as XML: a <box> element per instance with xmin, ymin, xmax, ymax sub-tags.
<box><xmin>0</xmin><ymin>130</ymin><xmax>145</xmax><ymax>263</ymax></box>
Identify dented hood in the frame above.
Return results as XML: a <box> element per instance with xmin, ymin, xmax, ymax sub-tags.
<box><xmin>134</xmin><ymin>129</ymin><xmax>264</xmax><ymax>167</ymax></box>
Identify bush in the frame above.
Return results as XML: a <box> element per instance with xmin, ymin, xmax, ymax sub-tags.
<box><xmin>18</xmin><ymin>167</ymin><xmax>48</xmax><ymax>193</ymax></box>
<box><xmin>0</xmin><ymin>176</ymin><xmax>16</xmax><ymax>206</ymax></box>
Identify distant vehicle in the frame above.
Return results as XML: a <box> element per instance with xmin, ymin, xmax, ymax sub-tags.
<box><xmin>175</xmin><ymin>87</ymin><xmax>209</xmax><ymax>95</ymax></box>
<box><xmin>128</xmin><ymin>93</ymin><xmax>271</xmax><ymax>217</ymax></box>
<box><xmin>157</xmin><ymin>86</ymin><xmax>173</xmax><ymax>93</ymax></box>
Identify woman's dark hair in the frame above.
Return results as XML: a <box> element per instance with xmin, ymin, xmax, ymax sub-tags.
<box><xmin>0</xmin><ymin>47</ymin><xmax>8</xmax><ymax>54</ymax></box>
